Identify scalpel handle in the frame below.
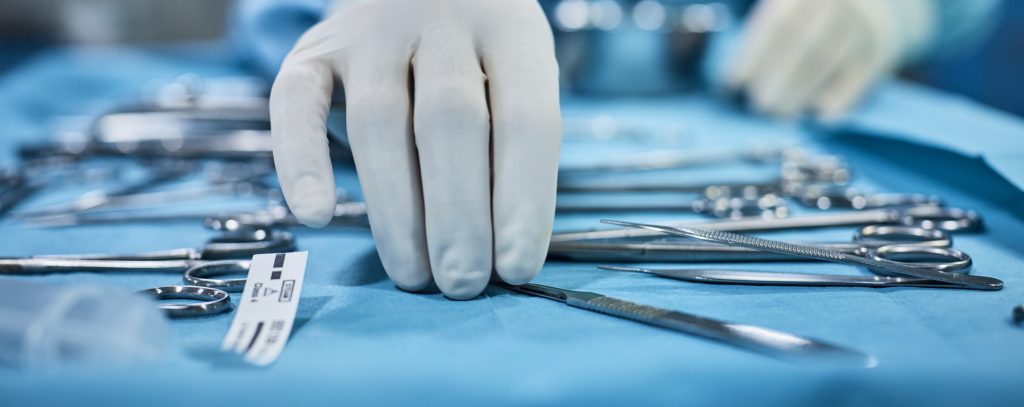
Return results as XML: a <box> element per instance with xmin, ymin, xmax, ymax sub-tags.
<box><xmin>566</xmin><ymin>295</ymin><xmax>869</xmax><ymax>363</ymax></box>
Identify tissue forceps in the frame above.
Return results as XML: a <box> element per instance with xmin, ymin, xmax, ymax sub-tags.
<box><xmin>551</xmin><ymin>206</ymin><xmax>982</xmax><ymax>242</ymax></box>
<box><xmin>601</xmin><ymin>220</ymin><xmax>1002</xmax><ymax>291</ymax></box>
<box><xmin>550</xmin><ymin>225</ymin><xmax>970</xmax><ymax>274</ymax></box>
<box><xmin>494</xmin><ymin>281</ymin><xmax>871</xmax><ymax>364</ymax></box>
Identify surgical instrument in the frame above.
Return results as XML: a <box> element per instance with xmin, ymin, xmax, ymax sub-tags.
<box><xmin>182</xmin><ymin>260</ymin><xmax>250</xmax><ymax>292</ymax></box>
<box><xmin>15</xmin><ymin>160</ymin><xmax>198</xmax><ymax>219</ymax></box>
<box><xmin>556</xmin><ymin>195</ymin><xmax>787</xmax><ymax>219</ymax></box>
<box><xmin>549</xmin><ymin>226</ymin><xmax>966</xmax><ymax>270</ymax></box>
<box><xmin>1</xmin><ymin>229</ymin><xmax>291</xmax><ymax>318</ymax></box>
<box><xmin>559</xmin><ymin>178</ymin><xmax>780</xmax><ymax>197</ymax></box>
<box><xmin>794</xmin><ymin>185</ymin><xmax>942</xmax><ymax>210</ymax></box>
<box><xmin>560</xmin><ymin>179</ymin><xmax>937</xmax><ymax>211</ymax></box>
<box><xmin>598</xmin><ymin>266</ymin><xmax>971</xmax><ymax>289</ymax></box>
<box><xmin>493</xmin><ymin>281</ymin><xmax>871</xmax><ymax>364</ymax></box>
<box><xmin>205</xmin><ymin>201</ymin><xmax>369</xmax><ymax>231</ymax></box>
<box><xmin>0</xmin><ymin>228</ymin><xmax>293</xmax><ymax>273</ymax></box>
<box><xmin>139</xmin><ymin>286</ymin><xmax>233</xmax><ymax>318</ymax></box>
<box><xmin>601</xmin><ymin>220</ymin><xmax>1002</xmax><ymax>291</ymax></box>
<box><xmin>24</xmin><ymin>200</ymin><xmax>369</xmax><ymax>230</ymax></box>
<box><xmin>558</xmin><ymin>146</ymin><xmax>788</xmax><ymax>175</ymax></box>
<box><xmin>551</xmin><ymin>206</ymin><xmax>982</xmax><ymax>242</ymax></box>
<box><xmin>20</xmin><ymin>178</ymin><xmax>280</xmax><ymax>226</ymax></box>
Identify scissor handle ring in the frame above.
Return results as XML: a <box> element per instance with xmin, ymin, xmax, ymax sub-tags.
<box><xmin>139</xmin><ymin>286</ymin><xmax>231</xmax><ymax>318</ymax></box>
<box><xmin>869</xmin><ymin>244</ymin><xmax>973</xmax><ymax>276</ymax></box>
<box><xmin>201</xmin><ymin>229</ymin><xmax>295</xmax><ymax>259</ymax></box>
<box><xmin>854</xmin><ymin>225</ymin><xmax>951</xmax><ymax>248</ymax></box>
<box><xmin>184</xmin><ymin>260</ymin><xmax>250</xmax><ymax>292</ymax></box>
<box><xmin>900</xmin><ymin>206</ymin><xmax>983</xmax><ymax>233</ymax></box>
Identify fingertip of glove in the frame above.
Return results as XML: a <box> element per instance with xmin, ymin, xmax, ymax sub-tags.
<box><xmin>436</xmin><ymin>270</ymin><xmax>490</xmax><ymax>301</ymax></box>
<box><xmin>494</xmin><ymin>241</ymin><xmax>544</xmax><ymax>286</ymax></box>
<box><xmin>391</xmin><ymin>274</ymin><xmax>433</xmax><ymax>293</ymax></box>
<box><xmin>286</xmin><ymin>175</ymin><xmax>337</xmax><ymax>228</ymax></box>
<box><xmin>292</xmin><ymin>205</ymin><xmax>334</xmax><ymax>228</ymax></box>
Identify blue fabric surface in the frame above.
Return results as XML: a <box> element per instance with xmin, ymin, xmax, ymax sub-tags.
<box><xmin>0</xmin><ymin>46</ymin><xmax>1023</xmax><ymax>406</ymax></box>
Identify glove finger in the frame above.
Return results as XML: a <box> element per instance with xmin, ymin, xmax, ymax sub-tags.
<box><xmin>754</xmin><ymin>5</ymin><xmax>848</xmax><ymax>117</ymax></box>
<box><xmin>270</xmin><ymin>56</ymin><xmax>338</xmax><ymax>228</ymax></box>
<box><xmin>775</xmin><ymin>19</ymin><xmax>860</xmax><ymax>117</ymax></box>
<box><xmin>412</xmin><ymin>28</ymin><xmax>493</xmax><ymax>300</ymax></box>
<box><xmin>342</xmin><ymin>49</ymin><xmax>433</xmax><ymax>292</ymax></box>
<box><xmin>725</xmin><ymin>0</ymin><xmax>805</xmax><ymax>89</ymax></box>
<box><xmin>814</xmin><ymin>36</ymin><xmax>887</xmax><ymax>122</ymax></box>
<box><xmin>746</xmin><ymin>0</ymin><xmax>829</xmax><ymax>116</ymax></box>
<box><xmin>480</xmin><ymin>3</ymin><xmax>561</xmax><ymax>285</ymax></box>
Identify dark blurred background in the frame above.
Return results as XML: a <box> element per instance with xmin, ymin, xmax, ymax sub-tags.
<box><xmin>0</xmin><ymin>0</ymin><xmax>1021</xmax><ymax>116</ymax></box>
<box><xmin>0</xmin><ymin>0</ymin><xmax>231</xmax><ymax>73</ymax></box>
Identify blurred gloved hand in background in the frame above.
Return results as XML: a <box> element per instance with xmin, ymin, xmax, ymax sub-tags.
<box><xmin>724</xmin><ymin>0</ymin><xmax>936</xmax><ymax>121</ymax></box>
<box><xmin>270</xmin><ymin>0</ymin><xmax>561</xmax><ymax>300</ymax></box>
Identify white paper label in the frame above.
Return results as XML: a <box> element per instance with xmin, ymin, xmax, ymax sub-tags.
<box><xmin>221</xmin><ymin>251</ymin><xmax>308</xmax><ymax>366</ymax></box>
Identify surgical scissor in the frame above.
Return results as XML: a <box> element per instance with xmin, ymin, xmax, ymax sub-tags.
<box><xmin>493</xmin><ymin>281</ymin><xmax>871</xmax><ymax>365</ymax></box>
<box><xmin>0</xmin><ymin>227</ymin><xmax>294</xmax><ymax>316</ymax></box>
<box><xmin>600</xmin><ymin>220</ymin><xmax>1002</xmax><ymax>291</ymax></box>
<box><xmin>550</xmin><ymin>225</ymin><xmax>970</xmax><ymax>274</ymax></box>
<box><xmin>551</xmin><ymin>205</ymin><xmax>983</xmax><ymax>242</ymax></box>
<box><xmin>598</xmin><ymin>266</ymin><xmax>975</xmax><ymax>289</ymax></box>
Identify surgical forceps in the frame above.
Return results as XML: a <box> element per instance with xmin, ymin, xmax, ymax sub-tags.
<box><xmin>493</xmin><ymin>281</ymin><xmax>871</xmax><ymax>364</ymax></box>
<box><xmin>601</xmin><ymin>220</ymin><xmax>1002</xmax><ymax>291</ymax></box>
<box><xmin>551</xmin><ymin>206</ymin><xmax>983</xmax><ymax>242</ymax></box>
<box><xmin>550</xmin><ymin>225</ymin><xmax>967</xmax><ymax>273</ymax></box>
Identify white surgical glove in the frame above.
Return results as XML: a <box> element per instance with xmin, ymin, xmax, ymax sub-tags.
<box><xmin>270</xmin><ymin>0</ymin><xmax>561</xmax><ymax>299</ymax></box>
<box><xmin>724</xmin><ymin>0</ymin><xmax>936</xmax><ymax>121</ymax></box>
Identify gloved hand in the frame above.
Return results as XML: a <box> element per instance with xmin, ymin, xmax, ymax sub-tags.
<box><xmin>270</xmin><ymin>0</ymin><xmax>561</xmax><ymax>299</ymax></box>
<box><xmin>724</xmin><ymin>0</ymin><xmax>936</xmax><ymax>121</ymax></box>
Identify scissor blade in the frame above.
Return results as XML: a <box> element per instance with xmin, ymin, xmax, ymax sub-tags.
<box><xmin>598</xmin><ymin>265</ymin><xmax>963</xmax><ymax>289</ymax></box>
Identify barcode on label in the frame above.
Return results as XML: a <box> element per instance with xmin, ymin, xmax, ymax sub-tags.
<box><xmin>220</xmin><ymin>251</ymin><xmax>308</xmax><ymax>366</ymax></box>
